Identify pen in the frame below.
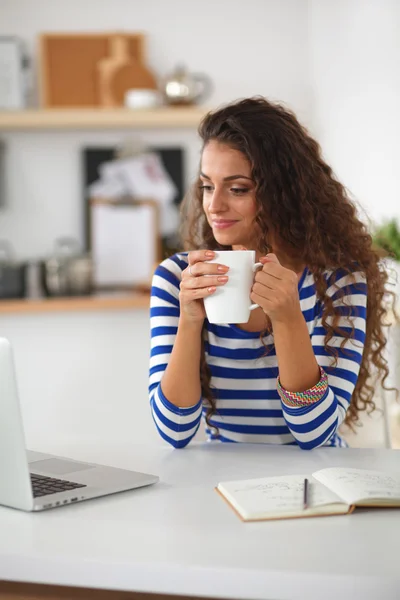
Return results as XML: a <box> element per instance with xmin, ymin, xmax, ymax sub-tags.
<box><xmin>303</xmin><ymin>478</ymin><xmax>309</xmax><ymax>510</ymax></box>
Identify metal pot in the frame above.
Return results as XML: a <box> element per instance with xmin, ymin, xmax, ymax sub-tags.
<box><xmin>66</xmin><ymin>255</ymin><xmax>93</xmax><ymax>296</ymax></box>
<box><xmin>162</xmin><ymin>64</ymin><xmax>212</xmax><ymax>105</ymax></box>
<box><xmin>0</xmin><ymin>240</ymin><xmax>27</xmax><ymax>299</ymax></box>
<box><xmin>41</xmin><ymin>237</ymin><xmax>93</xmax><ymax>297</ymax></box>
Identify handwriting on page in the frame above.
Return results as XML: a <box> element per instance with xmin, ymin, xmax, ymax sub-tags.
<box><xmin>230</xmin><ymin>475</ymin><xmax>341</xmax><ymax>511</ymax></box>
<box><xmin>234</xmin><ymin>480</ymin><xmax>303</xmax><ymax>510</ymax></box>
<box><xmin>312</xmin><ymin>468</ymin><xmax>400</xmax><ymax>505</ymax></box>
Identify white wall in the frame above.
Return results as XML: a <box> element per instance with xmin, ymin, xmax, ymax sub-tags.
<box><xmin>308</xmin><ymin>0</ymin><xmax>400</xmax><ymax>225</ymax></box>
<box><xmin>307</xmin><ymin>0</ymin><xmax>400</xmax><ymax>446</ymax></box>
<box><xmin>0</xmin><ymin>0</ymin><xmax>311</xmax><ymax>260</ymax></box>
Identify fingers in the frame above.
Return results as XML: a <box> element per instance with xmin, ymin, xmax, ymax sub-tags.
<box><xmin>253</xmin><ymin>270</ymin><xmax>297</xmax><ymax>294</ymax></box>
<box><xmin>183</xmin><ymin>250</ymin><xmax>229</xmax><ymax>279</ymax></box>
<box><xmin>252</xmin><ymin>267</ymin><xmax>298</xmax><ymax>306</ymax></box>
<box><xmin>181</xmin><ymin>250</ymin><xmax>229</xmax><ymax>301</ymax></box>
<box><xmin>183</xmin><ymin>274</ymin><xmax>228</xmax><ymax>290</ymax></box>
<box><xmin>259</xmin><ymin>253</ymin><xmax>280</xmax><ymax>265</ymax></box>
<box><xmin>185</xmin><ymin>263</ymin><xmax>229</xmax><ymax>278</ymax></box>
<box><xmin>252</xmin><ymin>281</ymin><xmax>276</xmax><ymax>298</ymax></box>
<box><xmin>258</xmin><ymin>254</ymin><xmax>285</xmax><ymax>280</ymax></box>
<box><xmin>256</xmin><ymin>257</ymin><xmax>298</xmax><ymax>284</ymax></box>
<box><xmin>187</xmin><ymin>249</ymin><xmax>216</xmax><ymax>266</ymax></box>
<box><xmin>180</xmin><ymin>285</ymin><xmax>217</xmax><ymax>302</ymax></box>
<box><xmin>250</xmin><ymin>290</ymin><xmax>272</xmax><ymax>307</ymax></box>
<box><xmin>258</xmin><ymin>261</ymin><xmax>283</xmax><ymax>280</ymax></box>
<box><xmin>254</xmin><ymin>265</ymin><xmax>283</xmax><ymax>289</ymax></box>
<box><xmin>180</xmin><ymin>275</ymin><xmax>222</xmax><ymax>301</ymax></box>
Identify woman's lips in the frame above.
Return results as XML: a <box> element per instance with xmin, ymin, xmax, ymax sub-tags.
<box><xmin>212</xmin><ymin>220</ymin><xmax>238</xmax><ymax>230</ymax></box>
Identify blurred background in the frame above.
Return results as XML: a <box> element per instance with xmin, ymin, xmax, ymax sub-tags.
<box><xmin>0</xmin><ymin>0</ymin><xmax>399</xmax><ymax>450</ymax></box>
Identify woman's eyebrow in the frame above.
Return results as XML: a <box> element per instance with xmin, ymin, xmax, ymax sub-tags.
<box><xmin>200</xmin><ymin>172</ymin><xmax>253</xmax><ymax>181</ymax></box>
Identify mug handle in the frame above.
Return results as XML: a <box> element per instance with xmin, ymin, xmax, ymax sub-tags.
<box><xmin>249</xmin><ymin>262</ymin><xmax>263</xmax><ymax>311</ymax></box>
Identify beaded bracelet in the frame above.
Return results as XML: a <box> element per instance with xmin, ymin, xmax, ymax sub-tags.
<box><xmin>277</xmin><ymin>366</ymin><xmax>328</xmax><ymax>407</ymax></box>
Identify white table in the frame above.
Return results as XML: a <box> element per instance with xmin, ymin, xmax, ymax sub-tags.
<box><xmin>1</xmin><ymin>441</ymin><xmax>400</xmax><ymax>600</ymax></box>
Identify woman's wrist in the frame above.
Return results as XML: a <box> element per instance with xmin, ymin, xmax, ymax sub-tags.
<box><xmin>277</xmin><ymin>366</ymin><xmax>328</xmax><ymax>407</ymax></box>
<box><xmin>269</xmin><ymin>307</ymin><xmax>304</xmax><ymax>329</ymax></box>
<box><xmin>272</xmin><ymin>309</ymin><xmax>321</xmax><ymax>392</ymax></box>
<box><xmin>179</xmin><ymin>313</ymin><xmax>205</xmax><ymax>332</ymax></box>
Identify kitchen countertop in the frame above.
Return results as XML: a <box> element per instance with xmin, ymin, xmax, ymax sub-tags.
<box><xmin>0</xmin><ymin>293</ymin><xmax>150</xmax><ymax>314</ymax></box>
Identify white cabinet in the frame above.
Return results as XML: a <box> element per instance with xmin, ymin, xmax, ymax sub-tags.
<box><xmin>0</xmin><ymin>309</ymin><xmax>164</xmax><ymax>448</ymax></box>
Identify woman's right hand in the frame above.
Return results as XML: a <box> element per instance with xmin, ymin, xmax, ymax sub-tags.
<box><xmin>179</xmin><ymin>250</ymin><xmax>229</xmax><ymax>323</ymax></box>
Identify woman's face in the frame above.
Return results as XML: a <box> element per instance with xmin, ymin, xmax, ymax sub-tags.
<box><xmin>200</xmin><ymin>140</ymin><xmax>258</xmax><ymax>249</ymax></box>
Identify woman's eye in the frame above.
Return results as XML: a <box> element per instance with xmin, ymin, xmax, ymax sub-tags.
<box><xmin>231</xmin><ymin>188</ymin><xmax>249</xmax><ymax>195</ymax></box>
<box><xmin>199</xmin><ymin>185</ymin><xmax>214</xmax><ymax>193</ymax></box>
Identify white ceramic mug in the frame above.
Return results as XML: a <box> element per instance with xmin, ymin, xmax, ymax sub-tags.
<box><xmin>203</xmin><ymin>250</ymin><xmax>263</xmax><ymax>324</ymax></box>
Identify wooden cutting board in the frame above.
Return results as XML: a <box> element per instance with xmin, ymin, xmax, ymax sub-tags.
<box><xmin>97</xmin><ymin>35</ymin><xmax>157</xmax><ymax>107</ymax></box>
<box><xmin>39</xmin><ymin>32</ymin><xmax>144</xmax><ymax>107</ymax></box>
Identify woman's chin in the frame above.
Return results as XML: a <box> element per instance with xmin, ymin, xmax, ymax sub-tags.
<box><xmin>213</xmin><ymin>232</ymin><xmax>250</xmax><ymax>248</ymax></box>
<box><xmin>214</xmin><ymin>236</ymin><xmax>235</xmax><ymax>247</ymax></box>
<box><xmin>213</xmin><ymin>230</ymin><xmax>238</xmax><ymax>244</ymax></box>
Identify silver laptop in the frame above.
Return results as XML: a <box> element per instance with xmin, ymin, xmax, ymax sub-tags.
<box><xmin>0</xmin><ymin>337</ymin><xmax>159</xmax><ymax>512</ymax></box>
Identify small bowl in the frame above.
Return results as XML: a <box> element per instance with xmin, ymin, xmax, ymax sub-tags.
<box><xmin>124</xmin><ymin>89</ymin><xmax>162</xmax><ymax>109</ymax></box>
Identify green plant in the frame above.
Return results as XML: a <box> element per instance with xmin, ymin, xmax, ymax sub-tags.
<box><xmin>373</xmin><ymin>218</ymin><xmax>400</xmax><ymax>262</ymax></box>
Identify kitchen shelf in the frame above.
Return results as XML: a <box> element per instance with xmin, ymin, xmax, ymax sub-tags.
<box><xmin>0</xmin><ymin>293</ymin><xmax>150</xmax><ymax>314</ymax></box>
<box><xmin>0</xmin><ymin>106</ymin><xmax>208</xmax><ymax>130</ymax></box>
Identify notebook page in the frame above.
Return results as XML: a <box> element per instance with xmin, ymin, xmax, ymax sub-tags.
<box><xmin>312</xmin><ymin>467</ymin><xmax>400</xmax><ymax>506</ymax></box>
<box><xmin>218</xmin><ymin>474</ymin><xmax>345</xmax><ymax>519</ymax></box>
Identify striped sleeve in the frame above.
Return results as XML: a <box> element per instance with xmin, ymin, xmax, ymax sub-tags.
<box><xmin>149</xmin><ymin>254</ymin><xmax>203</xmax><ymax>448</ymax></box>
<box><xmin>280</xmin><ymin>269</ymin><xmax>367</xmax><ymax>450</ymax></box>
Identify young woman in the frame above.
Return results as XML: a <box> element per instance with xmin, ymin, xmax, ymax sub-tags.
<box><xmin>149</xmin><ymin>96</ymin><xmax>391</xmax><ymax>449</ymax></box>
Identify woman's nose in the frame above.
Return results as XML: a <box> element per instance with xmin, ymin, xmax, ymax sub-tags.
<box><xmin>208</xmin><ymin>189</ymin><xmax>227</xmax><ymax>213</ymax></box>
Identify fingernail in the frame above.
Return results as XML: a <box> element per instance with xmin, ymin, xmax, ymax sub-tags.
<box><xmin>207</xmin><ymin>286</ymin><xmax>216</xmax><ymax>292</ymax></box>
<box><xmin>205</xmin><ymin>251</ymin><xmax>215</xmax><ymax>257</ymax></box>
<box><xmin>217</xmin><ymin>276</ymin><xmax>228</xmax><ymax>282</ymax></box>
<box><xmin>217</xmin><ymin>265</ymin><xmax>229</xmax><ymax>272</ymax></box>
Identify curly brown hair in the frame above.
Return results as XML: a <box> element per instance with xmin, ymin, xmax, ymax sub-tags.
<box><xmin>180</xmin><ymin>96</ymin><xmax>397</xmax><ymax>431</ymax></box>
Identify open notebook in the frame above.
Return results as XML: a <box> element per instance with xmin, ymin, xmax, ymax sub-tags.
<box><xmin>216</xmin><ymin>467</ymin><xmax>400</xmax><ymax>522</ymax></box>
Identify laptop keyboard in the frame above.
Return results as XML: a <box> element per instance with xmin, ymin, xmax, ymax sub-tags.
<box><xmin>30</xmin><ymin>473</ymin><xmax>87</xmax><ymax>498</ymax></box>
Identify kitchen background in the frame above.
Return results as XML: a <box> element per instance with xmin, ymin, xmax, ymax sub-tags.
<box><xmin>0</xmin><ymin>0</ymin><xmax>399</xmax><ymax>450</ymax></box>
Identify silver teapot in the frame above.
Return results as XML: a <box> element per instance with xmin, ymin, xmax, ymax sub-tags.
<box><xmin>162</xmin><ymin>65</ymin><xmax>212</xmax><ymax>106</ymax></box>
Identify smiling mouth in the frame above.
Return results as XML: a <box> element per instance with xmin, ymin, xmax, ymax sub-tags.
<box><xmin>212</xmin><ymin>220</ymin><xmax>238</xmax><ymax>229</ymax></box>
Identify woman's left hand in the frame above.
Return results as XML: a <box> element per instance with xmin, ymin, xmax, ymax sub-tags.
<box><xmin>250</xmin><ymin>253</ymin><xmax>303</xmax><ymax>324</ymax></box>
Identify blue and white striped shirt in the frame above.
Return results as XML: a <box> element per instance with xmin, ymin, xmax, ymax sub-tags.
<box><xmin>149</xmin><ymin>253</ymin><xmax>367</xmax><ymax>449</ymax></box>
